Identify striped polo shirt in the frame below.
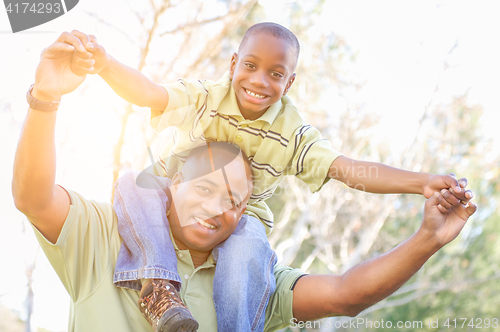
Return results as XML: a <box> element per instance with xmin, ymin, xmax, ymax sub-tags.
<box><xmin>150</xmin><ymin>72</ymin><xmax>341</xmax><ymax>232</ymax></box>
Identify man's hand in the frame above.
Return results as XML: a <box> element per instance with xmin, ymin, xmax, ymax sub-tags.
<box><xmin>420</xmin><ymin>188</ymin><xmax>477</xmax><ymax>247</ymax></box>
<box><xmin>70</xmin><ymin>30</ymin><xmax>111</xmax><ymax>76</ymax></box>
<box><xmin>33</xmin><ymin>32</ymin><xmax>94</xmax><ymax>101</ymax></box>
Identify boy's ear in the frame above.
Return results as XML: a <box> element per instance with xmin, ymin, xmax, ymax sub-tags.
<box><xmin>283</xmin><ymin>73</ymin><xmax>296</xmax><ymax>95</ymax></box>
<box><xmin>229</xmin><ymin>53</ymin><xmax>238</xmax><ymax>80</ymax></box>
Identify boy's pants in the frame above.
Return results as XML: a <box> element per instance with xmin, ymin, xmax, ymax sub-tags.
<box><xmin>112</xmin><ymin>172</ymin><xmax>277</xmax><ymax>331</ymax></box>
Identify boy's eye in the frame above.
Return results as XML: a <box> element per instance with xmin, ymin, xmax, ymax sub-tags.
<box><xmin>245</xmin><ymin>63</ymin><xmax>255</xmax><ymax>69</ymax></box>
<box><xmin>271</xmin><ymin>72</ymin><xmax>284</xmax><ymax>78</ymax></box>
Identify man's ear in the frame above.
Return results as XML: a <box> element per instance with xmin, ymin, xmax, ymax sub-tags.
<box><xmin>170</xmin><ymin>172</ymin><xmax>184</xmax><ymax>194</ymax></box>
<box><xmin>229</xmin><ymin>53</ymin><xmax>238</xmax><ymax>80</ymax></box>
<box><xmin>238</xmin><ymin>206</ymin><xmax>247</xmax><ymax>220</ymax></box>
<box><xmin>283</xmin><ymin>73</ymin><xmax>296</xmax><ymax>95</ymax></box>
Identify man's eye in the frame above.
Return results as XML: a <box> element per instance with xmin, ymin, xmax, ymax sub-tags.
<box><xmin>225</xmin><ymin>199</ymin><xmax>240</xmax><ymax>209</ymax></box>
<box><xmin>196</xmin><ymin>186</ymin><xmax>209</xmax><ymax>193</ymax></box>
<box><xmin>245</xmin><ymin>63</ymin><xmax>255</xmax><ymax>69</ymax></box>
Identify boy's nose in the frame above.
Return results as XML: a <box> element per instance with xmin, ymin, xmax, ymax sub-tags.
<box><xmin>250</xmin><ymin>71</ymin><xmax>268</xmax><ymax>88</ymax></box>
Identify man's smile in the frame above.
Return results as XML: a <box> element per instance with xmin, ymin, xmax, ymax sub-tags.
<box><xmin>194</xmin><ymin>216</ymin><xmax>217</xmax><ymax>230</ymax></box>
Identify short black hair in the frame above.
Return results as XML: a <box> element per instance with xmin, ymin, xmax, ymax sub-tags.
<box><xmin>135</xmin><ymin>142</ymin><xmax>253</xmax><ymax>190</ymax></box>
<box><xmin>239</xmin><ymin>22</ymin><xmax>300</xmax><ymax>70</ymax></box>
<box><xmin>182</xmin><ymin>142</ymin><xmax>253</xmax><ymax>183</ymax></box>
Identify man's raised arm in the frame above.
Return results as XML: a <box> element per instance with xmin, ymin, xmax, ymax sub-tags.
<box><xmin>12</xmin><ymin>32</ymin><xmax>93</xmax><ymax>244</ymax></box>
<box><xmin>291</xmin><ymin>188</ymin><xmax>477</xmax><ymax>321</ymax></box>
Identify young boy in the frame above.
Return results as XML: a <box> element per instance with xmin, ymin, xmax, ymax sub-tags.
<box><xmin>71</xmin><ymin>23</ymin><xmax>470</xmax><ymax>332</ymax></box>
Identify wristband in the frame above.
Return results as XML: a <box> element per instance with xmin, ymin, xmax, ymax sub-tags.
<box><xmin>26</xmin><ymin>84</ymin><xmax>61</xmax><ymax>112</ymax></box>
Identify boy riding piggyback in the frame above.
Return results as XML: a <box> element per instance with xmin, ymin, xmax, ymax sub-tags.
<box><xmin>70</xmin><ymin>22</ymin><xmax>471</xmax><ymax>332</ymax></box>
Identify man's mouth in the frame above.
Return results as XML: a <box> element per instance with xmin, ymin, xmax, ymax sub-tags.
<box><xmin>194</xmin><ymin>217</ymin><xmax>216</xmax><ymax>230</ymax></box>
<box><xmin>244</xmin><ymin>88</ymin><xmax>267</xmax><ymax>100</ymax></box>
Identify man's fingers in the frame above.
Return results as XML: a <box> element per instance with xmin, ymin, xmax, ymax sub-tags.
<box><xmin>73</xmin><ymin>56</ymin><xmax>95</xmax><ymax>69</ymax></box>
<box><xmin>89</xmin><ymin>34</ymin><xmax>98</xmax><ymax>44</ymax></box>
<box><xmin>71</xmin><ymin>30</ymin><xmax>92</xmax><ymax>52</ymax></box>
<box><xmin>464</xmin><ymin>202</ymin><xmax>478</xmax><ymax>218</ymax></box>
<box><xmin>45</xmin><ymin>42</ymin><xmax>76</xmax><ymax>54</ymax></box>
<box><xmin>440</xmin><ymin>189</ymin><xmax>461</xmax><ymax>207</ymax></box>
<box><xmin>56</xmin><ymin>31</ymin><xmax>89</xmax><ymax>55</ymax></box>
<box><xmin>437</xmin><ymin>204</ymin><xmax>451</xmax><ymax>214</ymax></box>
<box><xmin>71</xmin><ymin>65</ymin><xmax>93</xmax><ymax>77</ymax></box>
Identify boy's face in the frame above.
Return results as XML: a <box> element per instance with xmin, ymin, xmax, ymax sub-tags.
<box><xmin>229</xmin><ymin>32</ymin><xmax>297</xmax><ymax>120</ymax></box>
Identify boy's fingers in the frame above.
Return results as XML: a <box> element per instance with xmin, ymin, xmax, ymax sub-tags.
<box><xmin>461</xmin><ymin>189</ymin><xmax>474</xmax><ymax>205</ymax></box>
<box><xmin>89</xmin><ymin>34</ymin><xmax>98</xmax><ymax>44</ymax></box>
<box><xmin>458</xmin><ymin>177</ymin><xmax>468</xmax><ymax>188</ymax></box>
<box><xmin>445</xmin><ymin>173</ymin><xmax>461</xmax><ymax>193</ymax></box>
<box><xmin>449</xmin><ymin>186</ymin><xmax>470</xmax><ymax>202</ymax></box>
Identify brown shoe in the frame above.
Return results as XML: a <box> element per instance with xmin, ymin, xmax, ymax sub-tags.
<box><xmin>138</xmin><ymin>279</ymin><xmax>199</xmax><ymax>332</ymax></box>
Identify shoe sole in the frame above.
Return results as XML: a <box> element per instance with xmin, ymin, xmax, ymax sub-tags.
<box><xmin>157</xmin><ymin>307</ymin><xmax>199</xmax><ymax>332</ymax></box>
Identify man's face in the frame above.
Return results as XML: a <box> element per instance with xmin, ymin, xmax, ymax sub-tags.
<box><xmin>229</xmin><ymin>32</ymin><xmax>297</xmax><ymax>120</ymax></box>
<box><xmin>168</xmin><ymin>155</ymin><xmax>252</xmax><ymax>253</ymax></box>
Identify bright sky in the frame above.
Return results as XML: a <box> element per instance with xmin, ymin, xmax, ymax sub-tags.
<box><xmin>1</xmin><ymin>0</ymin><xmax>499</xmax><ymax>330</ymax></box>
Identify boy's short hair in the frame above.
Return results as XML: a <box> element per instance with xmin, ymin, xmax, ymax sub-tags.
<box><xmin>239</xmin><ymin>22</ymin><xmax>300</xmax><ymax>69</ymax></box>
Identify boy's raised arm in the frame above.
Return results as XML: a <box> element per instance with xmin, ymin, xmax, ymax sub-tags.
<box><xmin>71</xmin><ymin>30</ymin><xmax>169</xmax><ymax>111</ymax></box>
<box><xmin>328</xmin><ymin>155</ymin><xmax>473</xmax><ymax>201</ymax></box>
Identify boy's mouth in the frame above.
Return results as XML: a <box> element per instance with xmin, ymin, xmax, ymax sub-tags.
<box><xmin>244</xmin><ymin>88</ymin><xmax>268</xmax><ymax>100</ymax></box>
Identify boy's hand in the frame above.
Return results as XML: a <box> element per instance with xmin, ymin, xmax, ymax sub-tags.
<box><xmin>423</xmin><ymin>173</ymin><xmax>472</xmax><ymax>203</ymax></box>
<box><xmin>70</xmin><ymin>30</ymin><xmax>111</xmax><ymax>75</ymax></box>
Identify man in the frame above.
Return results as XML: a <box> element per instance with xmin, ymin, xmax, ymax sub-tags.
<box><xmin>12</xmin><ymin>32</ymin><xmax>477</xmax><ymax>332</ymax></box>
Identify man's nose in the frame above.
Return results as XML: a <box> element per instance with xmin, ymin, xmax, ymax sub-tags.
<box><xmin>201</xmin><ymin>194</ymin><xmax>225</xmax><ymax>217</ymax></box>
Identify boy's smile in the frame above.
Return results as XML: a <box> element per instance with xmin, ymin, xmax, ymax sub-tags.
<box><xmin>229</xmin><ymin>32</ymin><xmax>297</xmax><ymax>120</ymax></box>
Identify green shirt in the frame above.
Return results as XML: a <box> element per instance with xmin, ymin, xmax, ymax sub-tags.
<box><xmin>30</xmin><ymin>188</ymin><xmax>303</xmax><ymax>332</ymax></box>
<box><xmin>151</xmin><ymin>73</ymin><xmax>342</xmax><ymax>232</ymax></box>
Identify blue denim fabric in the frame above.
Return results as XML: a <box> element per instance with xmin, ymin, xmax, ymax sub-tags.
<box><xmin>113</xmin><ymin>171</ymin><xmax>181</xmax><ymax>291</ymax></box>
<box><xmin>113</xmin><ymin>172</ymin><xmax>277</xmax><ymax>331</ymax></box>
<box><xmin>213</xmin><ymin>214</ymin><xmax>277</xmax><ymax>332</ymax></box>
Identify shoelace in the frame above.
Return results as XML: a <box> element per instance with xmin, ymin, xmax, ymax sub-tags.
<box><xmin>140</xmin><ymin>280</ymin><xmax>183</xmax><ymax>329</ymax></box>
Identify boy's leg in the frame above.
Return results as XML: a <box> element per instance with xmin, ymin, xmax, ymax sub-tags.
<box><xmin>212</xmin><ymin>214</ymin><xmax>277</xmax><ymax>332</ymax></box>
<box><xmin>113</xmin><ymin>171</ymin><xmax>198</xmax><ymax>332</ymax></box>
<box><xmin>113</xmin><ymin>171</ymin><xmax>181</xmax><ymax>290</ymax></box>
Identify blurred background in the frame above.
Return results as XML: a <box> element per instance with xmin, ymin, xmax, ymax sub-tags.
<box><xmin>1</xmin><ymin>0</ymin><xmax>499</xmax><ymax>331</ymax></box>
